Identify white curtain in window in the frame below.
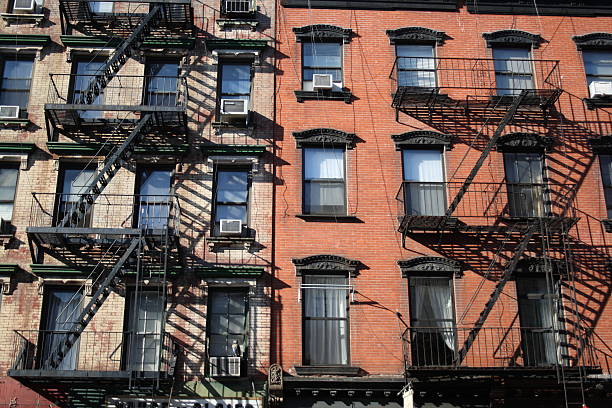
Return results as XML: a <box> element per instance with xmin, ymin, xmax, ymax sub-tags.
<box><xmin>303</xmin><ymin>275</ymin><xmax>348</xmax><ymax>365</ymax></box>
<box><xmin>304</xmin><ymin>148</ymin><xmax>344</xmax><ymax>180</ymax></box>
<box><xmin>411</xmin><ymin>278</ymin><xmax>455</xmax><ymax>351</ymax></box>
<box><xmin>403</xmin><ymin>150</ymin><xmax>444</xmax><ymax>216</ymax></box>
<box><xmin>0</xmin><ymin>167</ymin><xmax>17</xmax><ymax>221</ymax></box>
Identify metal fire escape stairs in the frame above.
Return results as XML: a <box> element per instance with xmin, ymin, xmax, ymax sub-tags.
<box><xmin>42</xmin><ymin>3</ymin><xmax>174</xmax><ymax>374</ymax></box>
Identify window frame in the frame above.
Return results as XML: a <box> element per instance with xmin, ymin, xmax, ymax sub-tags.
<box><xmin>395</xmin><ymin>43</ymin><xmax>437</xmax><ymax>89</ymax></box>
<box><xmin>206</xmin><ymin>287</ymin><xmax>249</xmax><ymax>358</ymax></box>
<box><xmin>216</xmin><ymin>59</ymin><xmax>253</xmax><ymax>123</ymax></box>
<box><xmin>0</xmin><ymin>54</ymin><xmax>34</xmax><ymax>119</ymax></box>
<box><xmin>599</xmin><ymin>154</ymin><xmax>612</xmax><ymax>218</ymax></box>
<box><xmin>502</xmin><ymin>151</ymin><xmax>549</xmax><ymax>218</ymax></box>
<box><xmin>491</xmin><ymin>46</ymin><xmax>536</xmax><ymax>95</ymax></box>
<box><xmin>581</xmin><ymin>50</ymin><xmax>612</xmax><ymax>97</ymax></box>
<box><xmin>68</xmin><ymin>56</ymin><xmax>107</xmax><ymax>119</ymax></box>
<box><xmin>134</xmin><ymin>164</ymin><xmax>174</xmax><ymax>230</ymax></box>
<box><xmin>143</xmin><ymin>58</ymin><xmax>180</xmax><ymax>107</ymax></box>
<box><xmin>301</xmin><ymin>41</ymin><xmax>343</xmax><ymax>91</ymax></box>
<box><xmin>301</xmin><ymin>272</ymin><xmax>351</xmax><ymax>366</ymax></box>
<box><xmin>0</xmin><ymin>162</ymin><xmax>20</xmax><ymax>222</ymax></box>
<box><xmin>301</xmin><ymin>146</ymin><xmax>347</xmax><ymax>216</ymax></box>
<box><xmin>211</xmin><ymin>165</ymin><xmax>252</xmax><ymax>237</ymax></box>
<box><xmin>54</xmin><ymin>163</ymin><xmax>96</xmax><ymax>227</ymax></box>
<box><xmin>400</xmin><ymin>146</ymin><xmax>446</xmax><ymax>217</ymax></box>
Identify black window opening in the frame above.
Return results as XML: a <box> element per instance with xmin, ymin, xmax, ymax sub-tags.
<box><xmin>55</xmin><ymin>165</ymin><xmax>96</xmax><ymax>228</ymax></box>
<box><xmin>207</xmin><ymin>289</ymin><xmax>248</xmax><ymax>358</ymax></box>
<box><xmin>302</xmin><ymin>42</ymin><xmax>342</xmax><ymax>91</ymax></box>
<box><xmin>492</xmin><ymin>47</ymin><xmax>535</xmax><ymax>96</ymax></box>
<box><xmin>70</xmin><ymin>57</ymin><xmax>106</xmax><ymax>119</ymax></box>
<box><xmin>516</xmin><ymin>277</ymin><xmax>563</xmax><ymax>367</ymax></box>
<box><xmin>39</xmin><ymin>287</ymin><xmax>83</xmax><ymax>370</ymax></box>
<box><xmin>408</xmin><ymin>277</ymin><xmax>456</xmax><ymax>367</ymax></box>
<box><xmin>135</xmin><ymin>166</ymin><xmax>173</xmax><ymax>230</ymax></box>
<box><xmin>144</xmin><ymin>61</ymin><xmax>179</xmax><ymax>107</ymax></box>
<box><xmin>396</xmin><ymin>44</ymin><xmax>436</xmax><ymax>89</ymax></box>
<box><xmin>402</xmin><ymin>148</ymin><xmax>445</xmax><ymax>216</ymax></box>
<box><xmin>582</xmin><ymin>51</ymin><xmax>612</xmax><ymax>98</ymax></box>
<box><xmin>0</xmin><ymin>163</ymin><xmax>19</xmax><ymax>222</ymax></box>
<box><xmin>124</xmin><ymin>291</ymin><xmax>164</xmax><ymax>372</ymax></box>
<box><xmin>213</xmin><ymin>167</ymin><xmax>250</xmax><ymax>237</ymax></box>
<box><xmin>302</xmin><ymin>274</ymin><xmax>350</xmax><ymax>366</ymax></box>
<box><xmin>0</xmin><ymin>56</ymin><xmax>34</xmax><ymax>119</ymax></box>
<box><xmin>503</xmin><ymin>152</ymin><xmax>548</xmax><ymax>218</ymax></box>
<box><xmin>600</xmin><ymin>155</ymin><xmax>612</xmax><ymax>218</ymax></box>
<box><xmin>217</xmin><ymin>62</ymin><xmax>253</xmax><ymax>125</ymax></box>
<box><xmin>303</xmin><ymin>147</ymin><xmax>346</xmax><ymax>216</ymax></box>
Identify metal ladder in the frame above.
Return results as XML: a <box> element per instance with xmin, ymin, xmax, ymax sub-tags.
<box><xmin>456</xmin><ymin>222</ymin><xmax>538</xmax><ymax>363</ymax></box>
<box><xmin>45</xmin><ymin>236</ymin><xmax>144</xmax><ymax>369</ymax></box>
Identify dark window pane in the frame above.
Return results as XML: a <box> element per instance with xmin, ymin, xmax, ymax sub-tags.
<box><xmin>208</xmin><ymin>291</ymin><xmax>247</xmax><ymax>357</ymax></box>
<box><xmin>221</xmin><ymin>64</ymin><xmax>251</xmax><ymax>95</ymax></box>
<box><xmin>0</xmin><ymin>58</ymin><xmax>33</xmax><ymax>116</ymax></box>
<box><xmin>303</xmin><ymin>43</ymin><xmax>341</xmax><ymax>68</ymax></box>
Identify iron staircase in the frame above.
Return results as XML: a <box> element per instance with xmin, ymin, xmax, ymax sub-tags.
<box><xmin>44</xmin><ymin>237</ymin><xmax>144</xmax><ymax>369</ymax></box>
<box><xmin>59</xmin><ymin>113</ymin><xmax>153</xmax><ymax>228</ymax></box>
<box><xmin>76</xmin><ymin>4</ymin><xmax>164</xmax><ymax>106</ymax></box>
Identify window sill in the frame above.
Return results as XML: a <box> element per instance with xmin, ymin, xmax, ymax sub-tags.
<box><xmin>295</xmin><ymin>90</ymin><xmax>352</xmax><ymax>103</ymax></box>
<box><xmin>602</xmin><ymin>219</ymin><xmax>612</xmax><ymax>233</ymax></box>
<box><xmin>296</xmin><ymin>214</ymin><xmax>362</xmax><ymax>223</ymax></box>
<box><xmin>0</xmin><ymin>13</ymin><xmax>45</xmax><ymax>27</ymax></box>
<box><xmin>0</xmin><ymin>118</ymin><xmax>30</xmax><ymax>129</ymax></box>
<box><xmin>216</xmin><ymin>18</ymin><xmax>258</xmax><ymax>31</ymax></box>
<box><xmin>585</xmin><ymin>96</ymin><xmax>612</xmax><ymax>110</ymax></box>
<box><xmin>206</xmin><ymin>236</ymin><xmax>256</xmax><ymax>252</ymax></box>
<box><xmin>294</xmin><ymin>365</ymin><xmax>361</xmax><ymax>376</ymax></box>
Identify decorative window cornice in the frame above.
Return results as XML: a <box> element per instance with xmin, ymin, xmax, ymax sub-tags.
<box><xmin>391</xmin><ymin>130</ymin><xmax>452</xmax><ymax>150</ymax></box>
<box><xmin>293</xmin><ymin>24</ymin><xmax>352</xmax><ymax>43</ymax></box>
<box><xmin>515</xmin><ymin>257</ymin><xmax>564</xmax><ymax>276</ymax></box>
<box><xmin>589</xmin><ymin>135</ymin><xmax>612</xmax><ymax>154</ymax></box>
<box><xmin>483</xmin><ymin>30</ymin><xmax>544</xmax><ymax>48</ymax></box>
<box><xmin>292</xmin><ymin>255</ymin><xmax>361</xmax><ymax>276</ymax></box>
<box><xmin>398</xmin><ymin>257</ymin><xmax>462</xmax><ymax>278</ymax></box>
<box><xmin>386</xmin><ymin>27</ymin><xmax>447</xmax><ymax>45</ymax></box>
<box><xmin>497</xmin><ymin>132</ymin><xmax>552</xmax><ymax>152</ymax></box>
<box><xmin>573</xmin><ymin>33</ymin><xmax>612</xmax><ymax>50</ymax></box>
<box><xmin>293</xmin><ymin>128</ymin><xmax>356</xmax><ymax>149</ymax></box>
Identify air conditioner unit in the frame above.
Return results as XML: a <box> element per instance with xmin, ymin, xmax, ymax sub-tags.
<box><xmin>0</xmin><ymin>106</ymin><xmax>19</xmax><ymax>119</ymax></box>
<box><xmin>219</xmin><ymin>219</ymin><xmax>242</xmax><ymax>235</ymax></box>
<box><xmin>13</xmin><ymin>0</ymin><xmax>36</xmax><ymax>13</ymax></box>
<box><xmin>589</xmin><ymin>81</ymin><xmax>612</xmax><ymax>98</ymax></box>
<box><xmin>313</xmin><ymin>74</ymin><xmax>333</xmax><ymax>90</ymax></box>
<box><xmin>209</xmin><ymin>356</ymin><xmax>241</xmax><ymax>377</ymax></box>
<box><xmin>220</xmin><ymin>99</ymin><xmax>248</xmax><ymax>116</ymax></box>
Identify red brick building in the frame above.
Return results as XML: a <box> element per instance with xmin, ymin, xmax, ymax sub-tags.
<box><xmin>270</xmin><ymin>1</ymin><xmax>612</xmax><ymax>407</ymax></box>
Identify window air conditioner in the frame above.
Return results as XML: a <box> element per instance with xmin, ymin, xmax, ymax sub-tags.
<box><xmin>209</xmin><ymin>356</ymin><xmax>241</xmax><ymax>377</ymax></box>
<box><xmin>589</xmin><ymin>81</ymin><xmax>612</xmax><ymax>98</ymax></box>
<box><xmin>220</xmin><ymin>99</ymin><xmax>248</xmax><ymax>116</ymax></box>
<box><xmin>313</xmin><ymin>74</ymin><xmax>333</xmax><ymax>90</ymax></box>
<box><xmin>0</xmin><ymin>106</ymin><xmax>20</xmax><ymax>119</ymax></box>
<box><xmin>13</xmin><ymin>0</ymin><xmax>36</xmax><ymax>13</ymax></box>
<box><xmin>219</xmin><ymin>219</ymin><xmax>242</xmax><ymax>235</ymax></box>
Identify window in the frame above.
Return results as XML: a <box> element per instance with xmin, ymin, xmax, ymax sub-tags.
<box><xmin>56</xmin><ymin>165</ymin><xmax>95</xmax><ymax>227</ymax></box>
<box><xmin>599</xmin><ymin>155</ymin><xmax>612</xmax><ymax>218</ymax></box>
<box><xmin>217</xmin><ymin>62</ymin><xmax>252</xmax><ymax>123</ymax></box>
<box><xmin>144</xmin><ymin>60</ymin><xmax>179</xmax><ymax>107</ymax></box>
<box><xmin>302</xmin><ymin>274</ymin><xmax>349</xmax><ymax>365</ymax></box>
<box><xmin>396</xmin><ymin>44</ymin><xmax>436</xmax><ymax>88</ymax></box>
<box><xmin>516</xmin><ymin>277</ymin><xmax>560</xmax><ymax>366</ymax></box>
<box><xmin>503</xmin><ymin>152</ymin><xmax>546</xmax><ymax>217</ymax></box>
<box><xmin>0</xmin><ymin>56</ymin><xmax>33</xmax><ymax>119</ymax></box>
<box><xmin>222</xmin><ymin>0</ymin><xmax>254</xmax><ymax>14</ymax></box>
<box><xmin>408</xmin><ymin>277</ymin><xmax>455</xmax><ymax>366</ymax></box>
<box><xmin>0</xmin><ymin>164</ymin><xmax>19</xmax><ymax>222</ymax></box>
<box><xmin>125</xmin><ymin>291</ymin><xmax>164</xmax><ymax>372</ymax></box>
<box><xmin>213</xmin><ymin>167</ymin><xmax>250</xmax><ymax>236</ymax></box>
<box><xmin>302</xmin><ymin>42</ymin><xmax>342</xmax><ymax>91</ymax></box>
<box><xmin>40</xmin><ymin>287</ymin><xmax>83</xmax><ymax>370</ymax></box>
<box><xmin>136</xmin><ymin>166</ymin><xmax>172</xmax><ymax>230</ymax></box>
<box><xmin>208</xmin><ymin>289</ymin><xmax>248</xmax><ymax>357</ymax></box>
<box><xmin>402</xmin><ymin>149</ymin><xmax>445</xmax><ymax>216</ymax></box>
<box><xmin>71</xmin><ymin>58</ymin><xmax>106</xmax><ymax>119</ymax></box>
<box><xmin>492</xmin><ymin>47</ymin><xmax>534</xmax><ymax>95</ymax></box>
<box><xmin>90</xmin><ymin>1</ymin><xmax>113</xmax><ymax>13</ymax></box>
<box><xmin>582</xmin><ymin>51</ymin><xmax>612</xmax><ymax>97</ymax></box>
<box><xmin>303</xmin><ymin>147</ymin><xmax>345</xmax><ymax>215</ymax></box>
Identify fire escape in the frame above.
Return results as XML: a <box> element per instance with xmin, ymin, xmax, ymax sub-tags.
<box><xmin>8</xmin><ymin>1</ymin><xmax>192</xmax><ymax>405</ymax></box>
<box><xmin>391</xmin><ymin>55</ymin><xmax>602</xmax><ymax>404</ymax></box>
